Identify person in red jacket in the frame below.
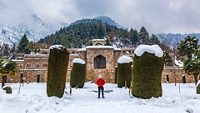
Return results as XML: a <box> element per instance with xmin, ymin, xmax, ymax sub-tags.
<box><xmin>96</xmin><ymin>75</ymin><xmax>105</xmax><ymax>98</ymax></box>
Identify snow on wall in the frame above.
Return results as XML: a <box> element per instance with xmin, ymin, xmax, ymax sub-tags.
<box><xmin>134</xmin><ymin>44</ymin><xmax>163</xmax><ymax>57</ymax></box>
<box><xmin>78</xmin><ymin>46</ymin><xmax>121</xmax><ymax>51</ymax></box>
<box><xmin>174</xmin><ymin>58</ymin><xmax>183</xmax><ymax>67</ymax></box>
<box><xmin>72</xmin><ymin>58</ymin><xmax>85</xmax><ymax>64</ymax></box>
<box><xmin>117</xmin><ymin>55</ymin><xmax>133</xmax><ymax>64</ymax></box>
<box><xmin>49</xmin><ymin>45</ymin><xmax>64</xmax><ymax>50</ymax></box>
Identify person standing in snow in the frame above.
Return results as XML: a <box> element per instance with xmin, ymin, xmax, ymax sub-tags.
<box><xmin>96</xmin><ymin>75</ymin><xmax>105</xmax><ymax>98</ymax></box>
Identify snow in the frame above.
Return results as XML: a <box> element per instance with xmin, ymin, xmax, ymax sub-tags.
<box><xmin>78</xmin><ymin>46</ymin><xmax>121</xmax><ymax>51</ymax></box>
<box><xmin>72</xmin><ymin>58</ymin><xmax>85</xmax><ymax>64</ymax></box>
<box><xmin>0</xmin><ymin>83</ymin><xmax>200</xmax><ymax>113</ymax></box>
<box><xmin>86</xmin><ymin>46</ymin><xmax>114</xmax><ymax>49</ymax></box>
<box><xmin>134</xmin><ymin>45</ymin><xmax>163</xmax><ymax>57</ymax></box>
<box><xmin>117</xmin><ymin>55</ymin><xmax>133</xmax><ymax>64</ymax></box>
<box><xmin>78</xmin><ymin>48</ymin><xmax>86</xmax><ymax>51</ymax></box>
<box><xmin>49</xmin><ymin>45</ymin><xmax>64</xmax><ymax>50</ymax></box>
<box><xmin>175</xmin><ymin>58</ymin><xmax>184</xmax><ymax>67</ymax></box>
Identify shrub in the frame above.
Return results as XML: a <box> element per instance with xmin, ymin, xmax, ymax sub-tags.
<box><xmin>114</xmin><ymin>67</ymin><xmax>117</xmax><ymax>83</ymax></box>
<box><xmin>131</xmin><ymin>52</ymin><xmax>164</xmax><ymax>99</ymax></box>
<box><xmin>47</xmin><ymin>45</ymin><xmax>69</xmax><ymax>98</ymax></box>
<box><xmin>3</xmin><ymin>86</ymin><xmax>12</xmax><ymax>94</ymax></box>
<box><xmin>117</xmin><ymin>56</ymin><xmax>133</xmax><ymax>88</ymax></box>
<box><xmin>197</xmin><ymin>82</ymin><xmax>200</xmax><ymax>94</ymax></box>
<box><xmin>70</xmin><ymin>58</ymin><xmax>86</xmax><ymax>88</ymax></box>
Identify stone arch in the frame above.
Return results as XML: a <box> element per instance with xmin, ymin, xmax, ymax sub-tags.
<box><xmin>94</xmin><ymin>55</ymin><xmax>106</xmax><ymax>69</ymax></box>
<box><xmin>43</xmin><ymin>64</ymin><xmax>48</xmax><ymax>68</ymax></box>
<box><xmin>26</xmin><ymin>63</ymin><xmax>31</xmax><ymax>68</ymax></box>
<box><xmin>95</xmin><ymin>43</ymin><xmax>103</xmax><ymax>46</ymax></box>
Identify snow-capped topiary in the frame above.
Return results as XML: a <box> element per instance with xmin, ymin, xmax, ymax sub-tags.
<box><xmin>132</xmin><ymin>51</ymin><xmax>164</xmax><ymax>99</ymax></box>
<box><xmin>70</xmin><ymin>60</ymin><xmax>86</xmax><ymax>88</ymax></box>
<box><xmin>49</xmin><ymin>45</ymin><xmax>64</xmax><ymax>50</ymax></box>
<box><xmin>72</xmin><ymin>58</ymin><xmax>85</xmax><ymax>64</ymax></box>
<box><xmin>117</xmin><ymin>55</ymin><xmax>133</xmax><ymax>64</ymax></box>
<box><xmin>117</xmin><ymin>56</ymin><xmax>132</xmax><ymax>88</ymax></box>
<box><xmin>134</xmin><ymin>44</ymin><xmax>163</xmax><ymax>57</ymax></box>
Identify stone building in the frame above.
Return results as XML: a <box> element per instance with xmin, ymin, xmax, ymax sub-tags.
<box><xmin>3</xmin><ymin>39</ymin><xmax>198</xmax><ymax>83</ymax></box>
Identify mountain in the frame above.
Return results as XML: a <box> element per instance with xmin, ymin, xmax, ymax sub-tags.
<box><xmin>94</xmin><ymin>16</ymin><xmax>121</xmax><ymax>27</ymax></box>
<box><xmin>0</xmin><ymin>14</ymin><xmax>56</xmax><ymax>46</ymax></box>
<box><xmin>38</xmin><ymin>18</ymin><xmax>132</xmax><ymax>48</ymax></box>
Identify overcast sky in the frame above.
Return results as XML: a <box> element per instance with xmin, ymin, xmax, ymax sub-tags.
<box><xmin>0</xmin><ymin>0</ymin><xmax>200</xmax><ymax>33</ymax></box>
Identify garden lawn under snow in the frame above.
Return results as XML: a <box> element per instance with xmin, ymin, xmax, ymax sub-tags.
<box><xmin>0</xmin><ymin>82</ymin><xmax>200</xmax><ymax>113</ymax></box>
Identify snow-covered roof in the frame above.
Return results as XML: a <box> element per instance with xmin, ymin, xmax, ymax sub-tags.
<box><xmin>78</xmin><ymin>48</ymin><xmax>86</xmax><ymax>51</ymax></box>
<box><xmin>78</xmin><ymin>46</ymin><xmax>121</xmax><ymax>51</ymax></box>
<box><xmin>49</xmin><ymin>45</ymin><xmax>64</xmax><ymax>49</ymax></box>
<box><xmin>174</xmin><ymin>58</ymin><xmax>183</xmax><ymax>67</ymax></box>
<box><xmin>86</xmin><ymin>46</ymin><xmax>114</xmax><ymax>49</ymax></box>
<box><xmin>134</xmin><ymin>44</ymin><xmax>163</xmax><ymax>57</ymax></box>
<box><xmin>117</xmin><ymin>55</ymin><xmax>133</xmax><ymax>64</ymax></box>
<box><xmin>92</xmin><ymin>39</ymin><xmax>105</xmax><ymax>41</ymax></box>
<box><xmin>11</xmin><ymin>59</ymin><xmax>24</xmax><ymax>62</ymax></box>
<box><xmin>72</xmin><ymin>58</ymin><xmax>85</xmax><ymax>64</ymax></box>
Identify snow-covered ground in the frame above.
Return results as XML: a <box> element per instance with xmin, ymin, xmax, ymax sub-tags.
<box><xmin>0</xmin><ymin>82</ymin><xmax>200</xmax><ymax>113</ymax></box>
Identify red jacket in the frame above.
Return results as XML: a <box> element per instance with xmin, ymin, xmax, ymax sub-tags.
<box><xmin>96</xmin><ymin>78</ymin><xmax>105</xmax><ymax>87</ymax></box>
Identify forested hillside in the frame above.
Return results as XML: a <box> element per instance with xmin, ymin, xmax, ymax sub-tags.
<box><xmin>38</xmin><ymin>19</ymin><xmax>160</xmax><ymax>48</ymax></box>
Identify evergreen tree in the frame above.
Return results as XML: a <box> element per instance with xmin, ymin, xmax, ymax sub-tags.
<box><xmin>163</xmin><ymin>51</ymin><xmax>173</xmax><ymax>66</ymax></box>
<box><xmin>139</xmin><ymin>26</ymin><xmax>149</xmax><ymax>44</ymax></box>
<box><xmin>129</xmin><ymin>28</ymin><xmax>139</xmax><ymax>46</ymax></box>
<box><xmin>184</xmin><ymin>58</ymin><xmax>200</xmax><ymax>85</ymax></box>
<box><xmin>18</xmin><ymin>34</ymin><xmax>30</xmax><ymax>54</ymax></box>
<box><xmin>149</xmin><ymin>34</ymin><xmax>160</xmax><ymax>45</ymax></box>
<box><xmin>178</xmin><ymin>36</ymin><xmax>198</xmax><ymax>58</ymax></box>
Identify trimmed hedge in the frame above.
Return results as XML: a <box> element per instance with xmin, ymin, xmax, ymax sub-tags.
<box><xmin>117</xmin><ymin>62</ymin><xmax>132</xmax><ymax>88</ymax></box>
<box><xmin>3</xmin><ymin>86</ymin><xmax>12</xmax><ymax>94</ymax></box>
<box><xmin>47</xmin><ymin>46</ymin><xmax>69</xmax><ymax>98</ymax></box>
<box><xmin>131</xmin><ymin>52</ymin><xmax>164</xmax><ymax>99</ymax></box>
<box><xmin>114</xmin><ymin>67</ymin><xmax>117</xmax><ymax>83</ymax></box>
<box><xmin>197</xmin><ymin>83</ymin><xmax>200</xmax><ymax>94</ymax></box>
<box><xmin>70</xmin><ymin>62</ymin><xmax>86</xmax><ymax>88</ymax></box>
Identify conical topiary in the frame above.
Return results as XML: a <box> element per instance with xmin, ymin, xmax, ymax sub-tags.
<box><xmin>47</xmin><ymin>45</ymin><xmax>69</xmax><ymax>98</ymax></box>
<box><xmin>70</xmin><ymin>58</ymin><xmax>86</xmax><ymax>88</ymax></box>
<box><xmin>132</xmin><ymin>45</ymin><xmax>164</xmax><ymax>99</ymax></box>
<box><xmin>117</xmin><ymin>56</ymin><xmax>133</xmax><ymax>88</ymax></box>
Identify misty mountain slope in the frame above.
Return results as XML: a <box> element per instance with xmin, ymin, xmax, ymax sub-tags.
<box><xmin>157</xmin><ymin>33</ymin><xmax>200</xmax><ymax>47</ymax></box>
<box><xmin>0</xmin><ymin>14</ymin><xmax>56</xmax><ymax>46</ymax></box>
<box><xmin>94</xmin><ymin>16</ymin><xmax>121</xmax><ymax>28</ymax></box>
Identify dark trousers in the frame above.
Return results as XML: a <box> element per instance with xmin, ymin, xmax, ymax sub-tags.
<box><xmin>98</xmin><ymin>87</ymin><xmax>104</xmax><ymax>98</ymax></box>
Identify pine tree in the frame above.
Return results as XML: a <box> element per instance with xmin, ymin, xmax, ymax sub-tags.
<box><xmin>129</xmin><ymin>28</ymin><xmax>139</xmax><ymax>47</ymax></box>
<box><xmin>18</xmin><ymin>34</ymin><xmax>30</xmax><ymax>54</ymax></box>
<box><xmin>149</xmin><ymin>34</ymin><xmax>160</xmax><ymax>45</ymax></box>
<box><xmin>163</xmin><ymin>51</ymin><xmax>173</xmax><ymax>66</ymax></box>
<box><xmin>178</xmin><ymin>36</ymin><xmax>198</xmax><ymax>59</ymax></box>
<box><xmin>139</xmin><ymin>26</ymin><xmax>149</xmax><ymax>44</ymax></box>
